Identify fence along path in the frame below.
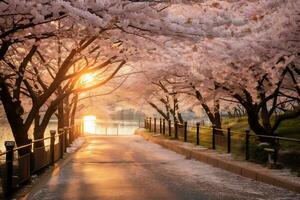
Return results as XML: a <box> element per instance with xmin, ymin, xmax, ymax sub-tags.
<box><xmin>0</xmin><ymin>123</ymin><xmax>84</xmax><ymax>198</ymax></box>
<box><xmin>145</xmin><ymin>117</ymin><xmax>300</xmax><ymax>170</ymax></box>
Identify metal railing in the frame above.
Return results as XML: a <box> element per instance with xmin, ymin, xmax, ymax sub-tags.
<box><xmin>0</xmin><ymin>123</ymin><xmax>84</xmax><ymax>197</ymax></box>
<box><xmin>144</xmin><ymin>117</ymin><xmax>300</xmax><ymax>170</ymax></box>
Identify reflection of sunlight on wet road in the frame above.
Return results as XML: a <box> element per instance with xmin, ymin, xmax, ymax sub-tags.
<box><xmin>83</xmin><ymin>116</ymin><xmax>96</xmax><ymax>134</ymax></box>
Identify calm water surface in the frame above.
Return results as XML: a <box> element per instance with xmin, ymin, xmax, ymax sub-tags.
<box><xmin>0</xmin><ymin>120</ymin><xmax>141</xmax><ymax>152</ymax></box>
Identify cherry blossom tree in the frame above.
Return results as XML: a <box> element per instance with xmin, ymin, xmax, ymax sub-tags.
<box><xmin>0</xmin><ymin>0</ymin><xmax>299</xmax><ymax>149</ymax></box>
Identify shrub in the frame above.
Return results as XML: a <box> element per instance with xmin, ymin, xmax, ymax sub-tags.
<box><xmin>249</xmin><ymin>142</ymin><xmax>269</xmax><ymax>164</ymax></box>
<box><xmin>278</xmin><ymin>151</ymin><xmax>300</xmax><ymax>173</ymax></box>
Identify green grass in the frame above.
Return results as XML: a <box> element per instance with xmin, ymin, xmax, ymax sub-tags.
<box><xmin>147</xmin><ymin>117</ymin><xmax>300</xmax><ymax>152</ymax></box>
<box><xmin>222</xmin><ymin>117</ymin><xmax>250</xmax><ymax>132</ymax></box>
<box><xmin>276</xmin><ymin>117</ymin><xmax>300</xmax><ymax>138</ymax></box>
<box><xmin>222</xmin><ymin>116</ymin><xmax>300</xmax><ymax>136</ymax></box>
<box><xmin>274</xmin><ymin>117</ymin><xmax>300</xmax><ymax>151</ymax></box>
<box><xmin>222</xmin><ymin>117</ymin><xmax>300</xmax><ymax>151</ymax></box>
<box><xmin>146</xmin><ymin>117</ymin><xmax>300</xmax><ymax>171</ymax></box>
<box><xmin>172</xmin><ymin>117</ymin><xmax>299</xmax><ymax>156</ymax></box>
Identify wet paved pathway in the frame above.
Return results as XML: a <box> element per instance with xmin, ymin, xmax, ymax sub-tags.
<box><xmin>28</xmin><ymin>135</ymin><xmax>300</xmax><ymax>200</ymax></box>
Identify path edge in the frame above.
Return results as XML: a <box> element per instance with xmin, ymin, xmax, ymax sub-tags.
<box><xmin>17</xmin><ymin>137</ymin><xmax>88</xmax><ymax>200</ymax></box>
<box><xmin>135</xmin><ymin>128</ymin><xmax>300</xmax><ymax>193</ymax></box>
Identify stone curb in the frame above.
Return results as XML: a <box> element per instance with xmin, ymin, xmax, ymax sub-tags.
<box><xmin>135</xmin><ymin>129</ymin><xmax>300</xmax><ymax>193</ymax></box>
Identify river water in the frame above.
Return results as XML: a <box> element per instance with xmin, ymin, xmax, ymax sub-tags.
<box><xmin>0</xmin><ymin>119</ymin><xmax>141</xmax><ymax>152</ymax></box>
<box><xmin>84</xmin><ymin>119</ymin><xmax>141</xmax><ymax>136</ymax></box>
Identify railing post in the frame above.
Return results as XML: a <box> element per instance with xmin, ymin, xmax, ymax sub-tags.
<box><xmin>5</xmin><ymin>141</ymin><xmax>15</xmax><ymax>196</ymax></box>
<box><xmin>81</xmin><ymin>123</ymin><xmax>83</xmax><ymax>136</ymax></box>
<box><xmin>163</xmin><ymin>119</ymin><xmax>166</xmax><ymax>135</ymax></box>
<box><xmin>273</xmin><ymin>131</ymin><xmax>279</xmax><ymax>165</ymax></box>
<box><xmin>175</xmin><ymin>121</ymin><xmax>178</xmax><ymax>139</ymax></box>
<box><xmin>168</xmin><ymin>120</ymin><xmax>171</xmax><ymax>137</ymax></box>
<box><xmin>154</xmin><ymin>118</ymin><xmax>157</xmax><ymax>133</ymax></box>
<box><xmin>71</xmin><ymin>126</ymin><xmax>74</xmax><ymax>143</ymax></box>
<box><xmin>78</xmin><ymin>124</ymin><xmax>81</xmax><ymax>137</ymax></box>
<box><xmin>77</xmin><ymin>125</ymin><xmax>80</xmax><ymax>138</ymax></box>
<box><xmin>212</xmin><ymin>125</ymin><xmax>216</xmax><ymax>150</ymax></box>
<box><xmin>68</xmin><ymin>126</ymin><xmax>72</xmax><ymax>144</ymax></box>
<box><xmin>77</xmin><ymin>124</ymin><xmax>81</xmax><ymax>138</ymax></box>
<box><xmin>50</xmin><ymin>130</ymin><xmax>56</xmax><ymax>165</ymax></box>
<box><xmin>74</xmin><ymin>126</ymin><xmax>77</xmax><ymax>140</ymax></box>
<box><xmin>147</xmin><ymin>117</ymin><xmax>149</xmax><ymax>129</ymax></box>
<box><xmin>59</xmin><ymin>128</ymin><xmax>64</xmax><ymax>158</ymax></box>
<box><xmin>245</xmin><ymin>128</ymin><xmax>250</xmax><ymax>160</ymax></box>
<box><xmin>76</xmin><ymin>125</ymin><xmax>78</xmax><ymax>138</ymax></box>
<box><xmin>69</xmin><ymin>126</ymin><xmax>72</xmax><ymax>144</ymax></box>
<box><xmin>64</xmin><ymin>127</ymin><xmax>69</xmax><ymax>149</ymax></box>
<box><xmin>75</xmin><ymin>125</ymin><xmax>79</xmax><ymax>139</ymax></box>
<box><xmin>274</xmin><ymin>138</ymin><xmax>279</xmax><ymax>165</ymax></box>
<box><xmin>81</xmin><ymin>121</ymin><xmax>84</xmax><ymax>136</ymax></box>
<box><xmin>159</xmin><ymin>118</ymin><xmax>162</xmax><ymax>133</ymax></box>
<box><xmin>117</xmin><ymin>123</ymin><xmax>119</xmax><ymax>136</ymax></box>
<box><xmin>196</xmin><ymin>122</ymin><xmax>200</xmax><ymax>145</ymax></box>
<box><xmin>144</xmin><ymin>118</ymin><xmax>146</xmax><ymax>129</ymax></box>
<box><xmin>145</xmin><ymin>118</ymin><xmax>147</xmax><ymax>129</ymax></box>
<box><xmin>68</xmin><ymin>127</ymin><xmax>71</xmax><ymax>144</ymax></box>
<box><xmin>227</xmin><ymin>128</ymin><xmax>231</xmax><ymax>154</ymax></box>
<box><xmin>149</xmin><ymin>117</ymin><xmax>152</xmax><ymax>132</ymax></box>
<box><xmin>184</xmin><ymin>121</ymin><xmax>188</xmax><ymax>142</ymax></box>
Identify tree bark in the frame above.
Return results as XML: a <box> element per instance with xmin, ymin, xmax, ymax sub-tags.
<box><xmin>33</xmin><ymin>113</ymin><xmax>45</xmax><ymax>149</ymax></box>
<box><xmin>0</xmin><ymin>79</ymin><xmax>31</xmax><ymax>155</ymax></box>
<box><xmin>192</xmin><ymin>86</ymin><xmax>222</xmax><ymax>133</ymax></box>
<box><xmin>70</xmin><ymin>95</ymin><xmax>78</xmax><ymax>127</ymax></box>
<box><xmin>148</xmin><ymin>101</ymin><xmax>170</xmax><ymax>120</ymax></box>
<box><xmin>57</xmin><ymin>100</ymin><xmax>65</xmax><ymax>131</ymax></box>
<box><xmin>63</xmin><ymin>96</ymin><xmax>70</xmax><ymax>128</ymax></box>
<box><xmin>0</xmin><ymin>40</ymin><xmax>10</xmax><ymax>60</ymax></box>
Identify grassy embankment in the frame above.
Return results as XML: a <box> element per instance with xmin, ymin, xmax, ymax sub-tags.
<box><xmin>155</xmin><ymin>117</ymin><xmax>300</xmax><ymax>157</ymax></box>
<box><xmin>146</xmin><ymin>117</ymin><xmax>300</xmax><ymax>173</ymax></box>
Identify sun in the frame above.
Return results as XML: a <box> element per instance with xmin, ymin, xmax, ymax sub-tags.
<box><xmin>81</xmin><ymin>73</ymin><xmax>95</xmax><ymax>85</ymax></box>
<box><xmin>83</xmin><ymin>115</ymin><xmax>96</xmax><ymax>134</ymax></box>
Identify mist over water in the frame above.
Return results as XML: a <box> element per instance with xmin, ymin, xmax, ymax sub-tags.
<box><xmin>0</xmin><ymin>120</ymin><xmax>141</xmax><ymax>152</ymax></box>
<box><xmin>89</xmin><ymin>120</ymin><xmax>140</xmax><ymax>136</ymax></box>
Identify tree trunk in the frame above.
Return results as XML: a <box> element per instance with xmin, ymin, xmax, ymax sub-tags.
<box><xmin>177</xmin><ymin>112</ymin><xmax>183</xmax><ymax>124</ymax></box>
<box><xmin>63</xmin><ymin>97</ymin><xmax>70</xmax><ymax>128</ymax></box>
<box><xmin>165</xmin><ymin>104</ymin><xmax>170</xmax><ymax>120</ymax></box>
<box><xmin>0</xmin><ymin>80</ymin><xmax>31</xmax><ymax>155</ymax></box>
<box><xmin>192</xmin><ymin>87</ymin><xmax>222</xmax><ymax>132</ymax></box>
<box><xmin>260</xmin><ymin>102</ymin><xmax>272</xmax><ymax>132</ymax></box>
<box><xmin>171</xmin><ymin>95</ymin><xmax>179</xmax><ymax>122</ymax></box>
<box><xmin>148</xmin><ymin>101</ymin><xmax>169</xmax><ymax>120</ymax></box>
<box><xmin>33</xmin><ymin>113</ymin><xmax>45</xmax><ymax>149</ymax></box>
<box><xmin>213</xmin><ymin>99</ymin><xmax>222</xmax><ymax>134</ymax></box>
<box><xmin>57</xmin><ymin>100</ymin><xmax>65</xmax><ymax>131</ymax></box>
<box><xmin>0</xmin><ymin>40</ymin><xmax>10</xmax><ymax>60</ymax></box>
<box><xmin>200</xmin><ymin>102</ymin><xmax>222</xmax><ymax>133</ymax></box>
<box><xmin>70</xmin><ymin>95</ymin><xmax>78</xmax><ymax>127</ymax></box>
<box><xmin>245</xmin><ymin>105</ymin><xmax>274</xmax><ymax>143</ymax></box>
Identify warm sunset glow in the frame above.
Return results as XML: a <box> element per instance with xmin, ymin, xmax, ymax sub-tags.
<box><xmin>81</xmin><ymin>73</ymin><xmax>95</xmax><ymax>85</ymax></box>
<box><xmin>83</xmin><ymin>115</ymin><xmax>96</xmax><ymax>134</ymax></box>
